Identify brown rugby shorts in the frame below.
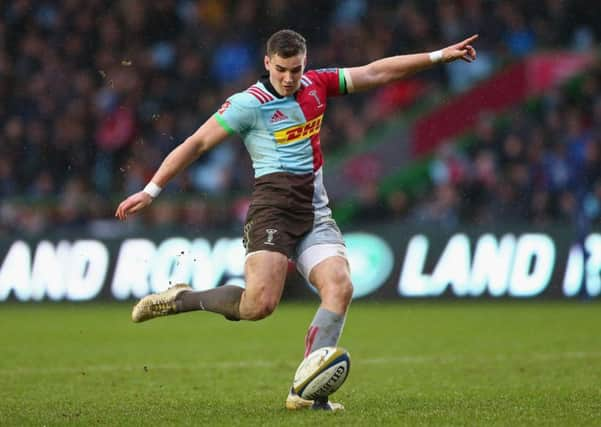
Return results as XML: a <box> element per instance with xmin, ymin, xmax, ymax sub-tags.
<box><xmin>243</xmin><ymin>204</ymin><xmax>314</xmax><ymax>258</ymax></box>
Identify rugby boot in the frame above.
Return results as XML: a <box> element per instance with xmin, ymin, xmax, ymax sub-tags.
<box><xmin>285</xmin><ymin>388</ymin><xmax>344</xmax><ymax>411</ymax></box>
<box><xmin>131</xmin><ymin>284</ymin><xmax>191</xmax><ymax>323</ymax></box>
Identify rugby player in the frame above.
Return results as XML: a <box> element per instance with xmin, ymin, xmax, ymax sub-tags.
<box><xmin>115</xmin><ymin>29</ymin><xmax>478</xmax><ymax>411</ymax></box>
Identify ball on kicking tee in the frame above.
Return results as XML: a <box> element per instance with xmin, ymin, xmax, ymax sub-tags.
<box><xmin>292</xmin><ymin>346</ymin><xmax>351</xmax><ymax>400</ymax></box>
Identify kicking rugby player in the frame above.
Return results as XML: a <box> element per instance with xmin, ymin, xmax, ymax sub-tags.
<box><xmin>115</xmin><ymin>29</ymin><xmax>478</xmax><ymax>411</ymax></box>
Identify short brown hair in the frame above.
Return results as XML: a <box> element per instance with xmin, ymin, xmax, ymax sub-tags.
<box><xmin>266</xmin><ymin>29</ymin><xmax>306</xmax><ymax>58</ymax></box>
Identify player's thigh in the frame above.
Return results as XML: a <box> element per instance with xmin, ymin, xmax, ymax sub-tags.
<box><xmin>295</xmin><ymin>220</ymin><xmax>353</xmax><ymax>307</ymax></box>
<box><xmin>244</xmin><ymin>250</ymin><xmax>289</xmax><ymax>304</ymax></box>
<box><xmin>295</xmin><ymin>219</ymin><xmax>348</xmax><ymax>285</ymax></box>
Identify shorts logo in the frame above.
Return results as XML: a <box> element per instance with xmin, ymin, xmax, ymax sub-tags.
<box><xmin>274</xmin><ymin>114</ymin><xmax>323</xmax><ymax>145</ymax></box>
<box><xmin>243</xmin><ymin>220</ymin><xmax>253</xmax><ymax>250</ymax></box>
<box><xmin>264</xmin><ymin>228</ymin><xmax>278</xmax><ymax>245</ymax></box>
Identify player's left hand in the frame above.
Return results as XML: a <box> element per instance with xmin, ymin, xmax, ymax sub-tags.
<box><xmin>443</xmin><ymin>34</ymin><xmax>478</xmax><ymax>63</ymax></box>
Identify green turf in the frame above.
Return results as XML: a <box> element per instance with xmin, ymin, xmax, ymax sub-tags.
<box><xmin>1</xmin><ymin>301</ymin><xmax>600</xmax><ymax>426</ymax></box>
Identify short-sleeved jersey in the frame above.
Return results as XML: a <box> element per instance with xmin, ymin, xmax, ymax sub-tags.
<box><xmin>215</xmin><ymin>68</ymin><xmax>347</xmax><ymax>177</ymax></box>
<box><xmin>214</xmin><ymin>69</ymin><xmax>349</xmax><ymax>229</ymax></box>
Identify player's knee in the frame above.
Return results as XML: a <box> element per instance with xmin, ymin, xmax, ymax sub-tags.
<box><xmin>340</xmin><ymin>279</ymin><xmax>354</xmax><ymax>305</ymax></box>
<box><xmin>246</xmin><ymin>297</ymin><xmax>278</xmax><ymax>320</ymax></box>
<box><xmin>337</xmin><ymin>278</ymin><xmax>354</xmax><ymax>307</ymax></box>
<box><xmin>321</xmin><ymin>273</ymin><xmax>353</xmax><ymax>308</ymax></box>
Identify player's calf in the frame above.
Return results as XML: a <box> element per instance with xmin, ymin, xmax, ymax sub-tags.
<box><xmin>131</xmin><ymin>284</ymin><xmax>244</xmax><ymax>322</ymax></box>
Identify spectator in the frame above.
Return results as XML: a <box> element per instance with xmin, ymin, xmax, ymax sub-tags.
<box><xmin>0</xmin><ymin>1</ymin><xmax>597</xmax><ymax>236</ymax></box>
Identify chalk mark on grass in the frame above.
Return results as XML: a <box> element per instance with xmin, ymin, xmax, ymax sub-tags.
<box><xmin>2</xmin><ymin>351</ymin><xmax>601</xmax><ymax>376</ymax></box>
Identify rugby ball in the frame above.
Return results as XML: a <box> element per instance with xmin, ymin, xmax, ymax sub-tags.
<box><xmin>292</xmin><ymin>346</ymin><xmax>351</xmax><ymax>400</ymax></box>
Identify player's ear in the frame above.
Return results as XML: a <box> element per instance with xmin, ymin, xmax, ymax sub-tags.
<box><xmin>264</xmin><ymin>55</ymin><xmax>270</xmax><ymax>72</ymax></box>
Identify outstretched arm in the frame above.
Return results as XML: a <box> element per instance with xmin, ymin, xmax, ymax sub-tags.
<box><xmin>346</xmin><ymin>35</ymin><xmax>478</xmax><ymax>93</ymax></box>
<box><xmin>115</xmin><ymin>116</ymin><xmax>229</xmax><ymax>220</ymax></box>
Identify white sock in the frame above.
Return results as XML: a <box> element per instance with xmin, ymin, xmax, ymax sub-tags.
<box><xmin>304</xmin><ymin>307</ymin><xmax>345</xmax><ymax>357</ymax></box>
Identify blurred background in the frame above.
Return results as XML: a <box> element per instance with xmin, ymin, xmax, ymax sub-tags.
<box><xmin>1</xmin><ymin>0</ymin><xmax>601</xmax><ymax>301</ymax></box>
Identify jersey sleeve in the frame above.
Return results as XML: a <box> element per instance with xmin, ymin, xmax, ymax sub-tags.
<box><xmin>310</xmin><ymin>68</ymin><xmax>349</xmax><ymax>97</ymax></box>
<box><xmin>214</xmin><ymin>92</ymin><xmax>257</xmax><ymax>135</ymax></box>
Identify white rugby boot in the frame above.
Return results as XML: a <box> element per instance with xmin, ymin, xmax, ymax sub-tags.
<box><xmin>131</xmin><ymin>284</ymin><xmax>192</xmax><ymax>323</ymax></box>
<box><xmin>285</xmin><ymin>388</ymin><xmax>344</xmax><ymax>411</ymax></box>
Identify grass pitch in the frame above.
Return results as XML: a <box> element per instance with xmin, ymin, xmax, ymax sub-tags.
<box><xmin>1</xmin><ymin>301</ymin><xmax>600</xmax><ymax>426</ymax></box>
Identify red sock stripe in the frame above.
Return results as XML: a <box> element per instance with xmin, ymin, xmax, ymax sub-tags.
<box><xmin>304</xmin><ymin>326</ymin><xmax>319</xmax><ymax>357</ymax></box>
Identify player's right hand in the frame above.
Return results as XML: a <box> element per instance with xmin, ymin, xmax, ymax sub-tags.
<box><xmin>115</xmin><ymin>191</ymin><xmax>153</xmax><ymax>220</ymax></box>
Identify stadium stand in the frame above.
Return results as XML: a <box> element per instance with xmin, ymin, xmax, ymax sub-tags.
<box><xmin>1</xmin><ymin>0</ymin><xmax>599</xmax><ymax>236</ymax></box>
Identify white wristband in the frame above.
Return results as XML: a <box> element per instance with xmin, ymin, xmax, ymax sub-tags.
<box><xmin>429</xmin><ymin>50</ymin><xmax>443</xmax><ymax>64</ymax></box>
<box><xmin>143</xmin><ymin>182</ymin><xmax>162</xmax><ymax>198</ymax></box>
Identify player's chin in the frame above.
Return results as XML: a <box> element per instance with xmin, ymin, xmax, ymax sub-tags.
<box><xmin>282</xmin><ymin>85</ymin><xmax>297</xmax><ymax>95</ymax></box>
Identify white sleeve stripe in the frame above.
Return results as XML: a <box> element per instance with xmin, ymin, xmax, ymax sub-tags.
<box><xmin>301</xmin><ymin>76</ymin><xmax>311</xmax><ymax>87</ymax></box>
<box><xmin>343</xmin><ymin>68</ymin><xmax>354</xmax><ymax>93</ymax></box>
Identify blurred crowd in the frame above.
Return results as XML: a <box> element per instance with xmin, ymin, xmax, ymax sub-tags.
<box><xmin>0</xmin><ymin>0</ymin><xmax>600</xmax><ymax>237</ymax></box>
<box><xmin>355</xmin><ymin>65</ymin><xmax>601</xmax><ymax>229</ymax></box>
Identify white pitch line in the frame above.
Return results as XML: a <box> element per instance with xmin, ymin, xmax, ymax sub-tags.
<box><xmin>360</xmin><ymin>351</ymin><xmax>601</xmax><ymax>365</ymax></box>
<box><xmin>1</xmin><ymin>351</ymin><xmax>600</xmax><ymax>377</ymax></box>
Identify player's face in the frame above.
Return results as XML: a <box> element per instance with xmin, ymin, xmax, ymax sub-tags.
<box><xmin>265</xmin><ymin>53</ymin><xmax>306</xmax><ymax>97</ymax></box>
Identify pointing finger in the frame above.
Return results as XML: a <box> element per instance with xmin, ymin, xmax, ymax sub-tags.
<box><xmin>464</xmin><ymin>34</ymin><xmax>479</xmax><ymax>45</ymax></box>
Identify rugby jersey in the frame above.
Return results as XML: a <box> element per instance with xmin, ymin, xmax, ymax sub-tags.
<box><xmin>214</xmin><ymin>69</ymin><xmax>349</xmax><ymax>223</ymax></box>
<box><xmin>214</xmin><ymin>68</ymin><xmax>347</xmax><ymax>177</ymax></box>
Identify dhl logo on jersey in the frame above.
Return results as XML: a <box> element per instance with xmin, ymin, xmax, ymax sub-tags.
<box><xmin>274</xmin><ymin>114</ymin><xmax>323</xmax><ymax>145</ymax></box>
